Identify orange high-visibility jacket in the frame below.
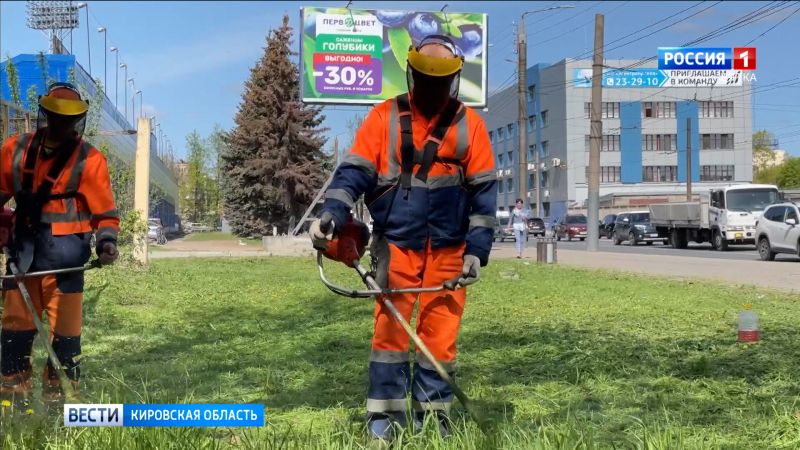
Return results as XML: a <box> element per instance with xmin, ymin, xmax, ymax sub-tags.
<box><xmin>322</xmin><ymin>94</ymin><xmax>498</xmax><ymax>265</ymax></box>
<box><xmin>0</xmin><ymin>133</ymin><xmax>119</xmax><ymax>243</ymax></box>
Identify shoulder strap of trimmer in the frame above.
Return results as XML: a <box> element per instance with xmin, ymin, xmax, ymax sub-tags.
<box><xmin>16</xmin><ymin>133</ymin><xmax>80</xmax><ymax>229</ymax></box>
<box><xmin>395</xmin><ymin>94</ymin><xmax>464</xmax><ymax>189</ymax></box>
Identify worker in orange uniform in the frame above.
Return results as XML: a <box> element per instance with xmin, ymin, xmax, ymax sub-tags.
<box><xmin>311</xmin><ymin>35</ymin><xmax>497</xmax><ymax>440</ymax></box>
<box><xmin>0</xmin><ymin>82</ymin><xmax>119</xmax><ymax>405</ymax></box>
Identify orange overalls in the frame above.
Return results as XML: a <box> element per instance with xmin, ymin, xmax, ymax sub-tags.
<box><xmin>321</xmin><ymin>94</ymin><xmax>497</xmax><ymax>421</ymax></box>
<box><xmin>0</xmin><ymin>132</ymin><xmax>119</xmax><ymax>395</ymax></box>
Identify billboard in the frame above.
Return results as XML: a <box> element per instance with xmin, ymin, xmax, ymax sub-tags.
<box><xmin>300</xmin><ymin>7</ymin><xmax>488</xmax><ymax>106</ymax></box>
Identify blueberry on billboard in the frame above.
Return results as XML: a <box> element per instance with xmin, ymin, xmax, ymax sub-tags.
<box><xmin>300</xmin><ymin>7</ymin><xmax>488</xmax><ymax>106</ymax></box>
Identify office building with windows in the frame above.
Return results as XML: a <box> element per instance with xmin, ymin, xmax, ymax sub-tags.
<box><xmin>480</xmin><ymin>58</ymin><xmax>753</xmax><ymax>221</ymax></box>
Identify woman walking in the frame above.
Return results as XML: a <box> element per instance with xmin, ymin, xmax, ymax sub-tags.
<box><xmin>507</xmin><ymin>198</ymin><xmax>530</xmax><ymax>258</ymax></box>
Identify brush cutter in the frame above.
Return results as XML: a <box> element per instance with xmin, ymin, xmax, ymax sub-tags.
<box><xmin>1</xmin><ymin>247</ymin><xmax>101</xmax><ymax>401</ymax></box>
<box><xmin>315</xmin><ymin>219</ymin><xmax>486</xmax><ymax>432</ymax></box>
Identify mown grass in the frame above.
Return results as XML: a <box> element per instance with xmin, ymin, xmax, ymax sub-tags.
<box><xmin>2</xmin><ymin>257</ymin><xmax>800</xmax><ymax>449</ymax></box>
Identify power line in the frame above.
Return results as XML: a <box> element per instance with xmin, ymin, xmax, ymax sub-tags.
<box><xmin>744</xmin><ymin>4</ymin><xmax>800</xmax><ymax>45</ymax></box>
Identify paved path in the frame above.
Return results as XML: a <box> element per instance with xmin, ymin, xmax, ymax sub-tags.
<box><xmin>490</xmin><ymin>243</ymin><xmax>799</xmax><ymax>293</ymax></box>
<box><xmin>494</xmin><ymin>237</ymin><xmax>770</xmax><ymax>261</ymax></box>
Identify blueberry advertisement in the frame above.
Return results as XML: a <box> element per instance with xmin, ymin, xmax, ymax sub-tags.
<box><xmin>300</xmin><ymin>7</ymin><xmax>488</xmax><ymax>106</ymax></box>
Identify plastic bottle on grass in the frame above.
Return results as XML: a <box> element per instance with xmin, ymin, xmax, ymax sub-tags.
<box><xmin>738</xmin><ymin>303</ymin><xmax>759</xmax><ymax>343</ymax></box>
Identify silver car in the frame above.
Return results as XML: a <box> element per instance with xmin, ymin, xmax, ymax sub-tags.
<box><xmin>756</xmin><ymin>202</ymin><xmax>800</xmax><ymax>261</ymax></box>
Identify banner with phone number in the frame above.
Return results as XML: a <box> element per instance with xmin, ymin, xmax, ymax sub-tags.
<box><xmin>300</xmin><ymin>7</ymin><xmax>488</xmax><ymax>106</ymax></box>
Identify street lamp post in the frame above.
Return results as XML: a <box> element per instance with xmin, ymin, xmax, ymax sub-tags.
<box><xmin>136</xmin><ymin>90</ymin><xmax>143</xmax><ymax>119</ymax></box>
<box><xmin>110</xmin><ymin>47</ymin><xmax>119</xmax><ymax>111</ymax></box>
<box><xmin>128</xmin><ymin>77</ymin><xmax>135</xmax><ymax>123</ymax></box>
<box><xmin>120</xmin><ymin>64</ymin><xmax>128</xmax><ymax>121</ymax></box>
<box><xmin>77</xmin><ymin>3</ymin><xmax>90</xmax><ymax>77</ymax></box>
<box><xmin>518</xmin><ymin>5</ymin><xmax>574</xmax><ymax>217</ymax></box>
<box><xmin>97</xmin><ymin>27</ymin><xmax>107</xmax><ymax>91</ymax></box>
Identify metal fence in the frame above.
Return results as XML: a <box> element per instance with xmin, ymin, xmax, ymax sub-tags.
<box><xmin>0</xmin><ymin>101</ymin><xmax>35</xmax><ymax>141</ymax></box>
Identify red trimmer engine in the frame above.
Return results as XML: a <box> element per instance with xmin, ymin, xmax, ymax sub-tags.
<box><xmin>315</xmin><ymin>217</ymin><xmax>370</xmax><ymax>268</ymax></box>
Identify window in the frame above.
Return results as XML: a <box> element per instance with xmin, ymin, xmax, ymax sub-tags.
<box><xmin>643</xmin><ymin>166</ymin><xmax>678</xmax><ymax>182</ymax></box>
<box><xmin>507</xmin><ymin>123</ymin><xmax>514</xmax><ymax>135</ymax></box>
<box><xmin>700</xmin><ymin>101</ymin><xmax>734</xmax><ymax>118</ymax></box>
<box><xmin>541</xmin><ymin>110</ymin><xmax>549</xmax><ymax>126</ymax></box>
<box><xmin>498</xmin><ymin>153</ymin><xmax>504</xmax><ymax>168</ymax></box>
<box><xmin>584</xmin><ymin>135</ymin><xmax>620</xmax><ymax>152</ymax></box>
<box><xmin>602</xmin><ymin>166</ymin><xmax>620</xmax><ymax>183</ymax></box>
<box><xmin>700</xmin><ymin>165</ymin><xmax>735</xmax><ymax>181</ymax></box>
<box><xmin>764</xmin><ymin>206</ymin><xmax>787</xmax><ymax>222</ymax></box>
<box><xmin>497</xmin><ymin>127</ymin><xmax>504</xmax><ymax>140</ymax></box>
<box><xmin>528</xmin><ymin>174</ymin><xmax>535</xmax><ymax>189</ymax></box>
<box><xmin>527</xmin><ymin>85</ymin><xmax>535</xmax><ymax>101</ymax></box>
<box><xmin>528</xmin><ymin>144</ymin><xmax>536</xmax><ymax>161</ymax></box>
<box><xmin>508</xmin><ymin>151</ymin><xmax>513</xmax><ymax>167</ymax></box>
<box><xmin>488</xmin><ymin>130</ymin><xmax>494</xmax><ymax>142</ymax></box>
<box><xmin>585</xmin><ymin>166</ymin><xmax>621</xmax><ymax>183</ymax></box>
<box><xmin>506</xmin><ymin>178</ymin><xmax>513</xmax><ymax>193</ymax></box>
<box><xmin>710</xmin><ymin>190</ymin><xmax>725</xmax><ymax>208</ymax></box>
<box><xmin>527</xmin><ymin>115</ymin><xmax>536</xmax><ymax>131</ymax></box>
<box><xmin>541</xmin><ymin>141</ymin><xmax>549</xmax><ymax>157</ymax></box>
<box><xmin>584</xmin><ymin>102</ymin><xmax>620</xmax><ymax>119</ymax></box>
<box><xmin>642</xmin><ymin>134</ymin><xmax>677</xmax><ymax>152</ymax></box>
<box><xmin>540</xmin><ymin>171</ymin><xmax>549</xmax><ymax>187</ymax></box>
<box><xmin>642</xmin><ymin>102</ymin><xmax>676</xmax><ymax>118</ymax></box>
<box><xmin>786</xmin><ymin>208</ymin><xmax>798</xmax><ymax>223</ymax></box>
<box><xmin>701</xmin><ymin>134</ymin><xmax>735</xmax><ymax>150</ymax></box>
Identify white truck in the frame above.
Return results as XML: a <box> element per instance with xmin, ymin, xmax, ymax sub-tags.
<box><xmin>649</xmin><ymin>184</ymin><xmax>782</xmax><ymax>251</ymax></box>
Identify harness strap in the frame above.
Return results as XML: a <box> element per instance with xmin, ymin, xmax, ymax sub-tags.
<box><xmin>395</xmin><ymin>94</ymin><xmax>464</xmax><ymax>188</ymax></box>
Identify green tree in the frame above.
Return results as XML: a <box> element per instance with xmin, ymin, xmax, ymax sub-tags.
<box><xmin>752</xmin><ymin>130</ymin><xmax>777</xmax><ymax>175</ymax></box>
<box><xmin>4</xmin><ymin>54</ymin><xmax>22</xmax><ymax>108</ymax></box>
<box><xmin>96</xmin><ymin>141</ymin><xmax>135</xmax><ymax>215</ymax></box>
<box><xmin>26</xmin><ymin>85</ymin><xmax>38</xmax><ymax>116</ymax></box>
<box><xmin>224</xmin><ymin>14</ymin><xmax>328</xmax><ymax>236</ymax></box>
<box><xmin>180</xmin><ymin>131</ymin><xmax>220</xmax><ymax>225</ymax></box>
<box><xmin>777</xmin><ymin>158</ymin><xmax>800</xmax><ymax>189</ymax></box>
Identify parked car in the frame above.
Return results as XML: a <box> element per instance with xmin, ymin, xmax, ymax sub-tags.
<box><xmin>186</xmin><ymin>222</ymin><xmax>212</xmax><ymax>233</ymax></box>
<box><xmin>756</xmin><ymin>202</ymin><xmax>800</xmax><ymax>261</ymax></box>
<box><xmin>612</xmin><ymin>211</ymin><xmax>665</xmax><ymax>246</ymax></box>
<box><xmin>556</xmin><ymin>214</ymin><xmax>588</xmax><ymax>241</ymax></box>
<box><xmin>493</xmin><ymin>217</ymin><xmax>515</xmax><ymax>242</ymax></box>
<box><xmin>600</xmin><ymin>214</ymin><xmax>617</xmax><ymax>238</ymax></box>
<box><xmin>527</xmin><ymin>218</ymin><xmax>546</xmax><ymax>237</ymax></box>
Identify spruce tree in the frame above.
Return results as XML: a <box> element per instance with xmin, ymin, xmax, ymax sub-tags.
<box><xmin>224</xmin><ymin>15</ymin><xmax>328</xmax><ymax>236</ymax></box>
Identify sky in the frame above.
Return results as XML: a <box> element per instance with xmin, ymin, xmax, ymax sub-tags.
<box><xmin>2</xmin><ymin>0</ymin><xmax>800</xmax><ymax>158</ymax></box>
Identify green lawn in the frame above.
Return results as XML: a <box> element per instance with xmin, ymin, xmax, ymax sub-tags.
<box><xmin>181</xmin><ymin>232</ymin><xmax>261</xmax><ymax>245</ymax></box>
<box><xmin>3</xmin><ymin>258</ymin><xmax>800</xmax><ymax>449</ymax></box>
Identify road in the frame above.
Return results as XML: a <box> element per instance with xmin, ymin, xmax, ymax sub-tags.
<box><xmin>493</xmin><ymin>237</ymin><xmax>800</xmax><ymax>262</ymax></box>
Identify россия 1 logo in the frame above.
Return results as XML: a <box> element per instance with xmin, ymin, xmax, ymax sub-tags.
<box><xmin>658</xmin><ymin>47</ymin><xmax>756</xmax><ymax>70</ymax></box>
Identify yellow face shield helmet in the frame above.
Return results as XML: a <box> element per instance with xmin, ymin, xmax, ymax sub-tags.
<box><xmin>406</xmin><ymin>35</ymin><xmax>465</xmax><ymax>100</ymax></box>
<box><xmin>406</xmin><ymin>36</ymin><xmax>465</xmax><ymax>77</ymax></box>
<box><xmin>37</xmin><ymin>82</ymin><xmax>90</xmax><ymax>143</ymax></box>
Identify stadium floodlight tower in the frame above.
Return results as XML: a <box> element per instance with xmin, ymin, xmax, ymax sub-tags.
<box><xmin>25</xmin><ymin>1</ymin><xmax>80</xmax><ymax>55</ymax></box>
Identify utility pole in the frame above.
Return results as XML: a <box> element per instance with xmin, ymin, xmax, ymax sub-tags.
<box><xmin>333</xmin><ymin>136</ymin><xmax>340</xmax><ymax>166</ymax></box>
<box><xmin>686</xmin><ymin>118</ymin><xmax>692</xmax><ymax>201</ymax></box>
<box><xmin>517</xmin><ymin>20</ymin><xmax>528</xmax><ymax>206</ymax></box>
<box><xmin>587</xmin><ymin>13</ymin><xmax>604</xmax><ymax>252</ymax></box>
